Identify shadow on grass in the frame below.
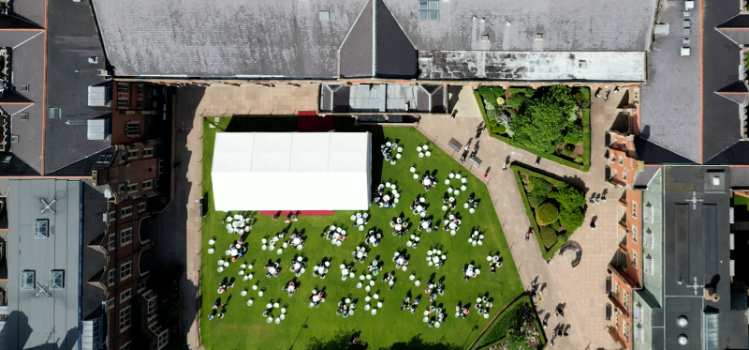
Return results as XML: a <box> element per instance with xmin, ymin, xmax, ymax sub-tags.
<box><xmin>304</xmin><ymin>331</ymin><xmax>462</xmax><ymax>350</ymax></box>
<box><xmin>226</xmin><ymin>115</ymin><xmax>298</xmax><ymax>132</ymax></box>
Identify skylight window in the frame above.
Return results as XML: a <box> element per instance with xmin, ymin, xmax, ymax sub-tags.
<box><xmin>21</xmin><ymin>270</ymin><xmax>35</xmax><ymax>290</ymax></box>
<box><xmin>319</xmin><ymin>11</ymin><xmax>329</xmax><ymax>21</ymax></box>
<box><xmin>50</xmin><ymin>270</ymin><xmax>64</xmax><ymax>289</ymax></box>
<box><xmin>419</xmin><ymin>1</ymin><xmax>439</xmax><ymax>20</ymax></box>
<box><xmin>35</xmin><ymin>219</ymin><xmax>49</xmax><ymax>238</ymax></box>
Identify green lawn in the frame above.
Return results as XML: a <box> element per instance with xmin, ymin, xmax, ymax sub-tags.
<box><xmin>199</xmin><ymin>117</ymin><xmax>524</xmax><ymax>350</ymax></box>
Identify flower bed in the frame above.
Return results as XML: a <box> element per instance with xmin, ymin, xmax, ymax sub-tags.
<box><xmin>474</xmin><ymin>295</ymin><xmax>545</xmax><ymax>350</ymax></box>
<box><xmin>475</xmin><ymin>85</ymin><xmax>591</xmax><ymax>172</ymax></box>
<box><xmin>511</xmin><ymin>164</ymin><xmax>586</xmax><ymax>260</ymax></box>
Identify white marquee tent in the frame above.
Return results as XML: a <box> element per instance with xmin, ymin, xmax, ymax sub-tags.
<box><xmin>211</xmin><ymin>132</ymin><xmax>372</xmax><ymax>211</ymax></box>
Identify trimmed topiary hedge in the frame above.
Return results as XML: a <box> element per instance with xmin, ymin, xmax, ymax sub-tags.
<box><xmin>535</xmin><ymin>202</ymin><xmax>559</xmax><ymax>226</ymax></box>
<box><xmin>539</xmin><ymin>225</ymin><xmax>558</xmax><ymax>249</ymax></box>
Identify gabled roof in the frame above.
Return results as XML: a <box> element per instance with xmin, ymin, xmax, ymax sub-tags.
<box><xmin>705</xmin><ymin>141</ymin><xmax>749</xmax><ymax>165</ymax></box>
<box><xmin>634</xmin><ymin>136</ymin><xmax>696</xmax><ymax>165</ymax></box>
<box><xmin>715</xmin><ymin>81</ymin><xmax>749</xmax><ymax>104</ymax></box>
<box><xmin>716</xmin><ymin>13</ymin><xmax>749</xmax><ymax>46</ymax></box>
<box><xmin>91</xmin><ymin>0</ymin><xmax>656</xmax><ymax>78</ymax></box>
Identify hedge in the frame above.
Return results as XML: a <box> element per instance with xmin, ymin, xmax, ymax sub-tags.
<box><xmin>540</xmin><ymin>225</ymin><xmax>558</xmax><ymax>249</ymax></box>
<box><xmin>511</xmin><ymin>164</ymin><xmax>582</xmax><ymax>260</ymax></box>
<box><xmin>474</xmin><ymin>89</ymin><xmax>591</xmax><ymax>172</ymax></box>
<box><xmin>535</xmin><ymin>202</ymin><xmax>559</xmax><ymax>226</ymax></box>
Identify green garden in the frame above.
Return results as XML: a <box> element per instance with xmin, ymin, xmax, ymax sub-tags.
<box><xmin>199</xmin><ymin>117</ymin><xmax>530</xmax><ymax>349</ymax></box>
<box><xmin>475</xmin><ymin>85</ymin><xmax>591</xmax><ymax>171</ymax></box>
<box><xmin>472</xmin><ymin>295</ymin><xmax>545</xmax><ymax>350</ymax></box>
<box><xmin>511</xmin><ymin>164</ymin><xmax>586</xmax><ymax>260</ymax></box>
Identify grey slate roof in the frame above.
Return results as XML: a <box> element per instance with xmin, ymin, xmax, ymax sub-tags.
<box><xmin>91</xmin><ymin>0</ymin><xmax>656</xmax><ymax>78</ymax></box>
<box><xmin>43</xmin><ymin>0</ymin><xmax>113</xmax><ymax>174</ymax></box>
<box><xmin>639</xmin><ymin>0</ymin><xmax>701</xmax><ymax>163</ymax></box>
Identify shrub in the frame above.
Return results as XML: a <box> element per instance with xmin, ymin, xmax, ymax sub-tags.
<box><xmin>496</xmin><ymin>97</ymin><xmax>505</xmax><ymax>106</ymax></box>
<box><xmin>550</xmin><ymin>220</ymin><xmax>561</xmax><ymax>231</ymax></box>
<box><xmin>529</xmin><ymin>193</ymin><xmax>546</xmax><ymax>208</ymax></box>
<box><xmin>508</xmin><ymin>87</ymin><xmax>533</xmax><ymax>97</ymax></box>
<box><xmin>562</xmin><ymin>145</ymin><xmax>575</xmax><ymax>157</ymax></box>
<box><xmin>574</xmin><ymin>88</ymin><xmax>591</xmax><ymax>109</ymax></box>
<box><xmin>574</xmin><ymin>156</ymin><xmax>583</xmax><ymax>164</ymax></box>
<box><xmin>478</xmin><ymin>86</ymin><xmax>505</xmax><ymax>104</ymax></box>
<box><xmin>536</xmin><ymin>202</ymin><xmax>560</xmax><ymax>226</ymax></box>
<box><xmin>540</xmin><ymin>225</ymin><xmax>558</xmax><ymax>249</ymax></box>
<box><xmin>563</xmin><ymin>125</ymin><xmax>583</xmax><ymax>144</ymax></box>
<box><xmin>496</xmin><ymin>125</ymin><xmax>507</xmax><ymax>135</ymax></box>
<box><xmin>505</xmin><ymin>93</ymin><xmax>527</xmax><ymax>110</ymax></box>
<box><xmin>559</xmin><ymin>207</ymin><xmax>585</xmax><ymax>232</ymax></box>
<box><xmin>528</xmin><ymin>177</ymin><xmax>552</xmax><ymax>194</ymax></box>
<box><xmin>509</xmin><ymin>85</ymin><xmax>580</xmax><ymax>154</ymax></box>
<box><xmin>556</xmin><ymin>184</ymin><xmax>586</xmax><ymax>210</ymax></box>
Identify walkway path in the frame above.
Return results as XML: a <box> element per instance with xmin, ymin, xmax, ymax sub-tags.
<box><xmin>417</xmin><ymin>86</ymin><xmax>629</xmax><ymax>349</ymax></box>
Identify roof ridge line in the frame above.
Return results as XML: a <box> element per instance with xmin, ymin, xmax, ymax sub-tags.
<box><xmin>371</xmin><ymin>0</ymin><xmax>377</xmax><ymax>77</ymax></box>
<box><xmin>703</xmin><ymin>140</ymin><xmax>742</xmax><ymax>164</ymax></box>
<box><xmin>636</xmin><ymin>135</ymin><xmax>700</xmax><ymax>163</ymax></box>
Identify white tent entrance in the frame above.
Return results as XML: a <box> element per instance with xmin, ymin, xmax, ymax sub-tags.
<box><xmin>211</xmin><ymin>132</ymin><xmax>372</xmax><ymax>211</ymax></box>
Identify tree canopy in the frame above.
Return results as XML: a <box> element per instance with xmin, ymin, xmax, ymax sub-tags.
<box><xmin>508</xmin><ymin>85</ymin><xmax>582</xmax><ymax>153</ymax></box>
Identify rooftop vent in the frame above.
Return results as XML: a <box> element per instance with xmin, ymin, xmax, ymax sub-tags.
<box><xmin>677</xmin><ymin>316</ymin><xmax>688</xmax><ymax>327</ymax></box>
<box><xmin>481</xmin><ymin>35</ymin><xmax>489</xmax><ymax>42</ymax></box>
<box><xmin>535</xmin><ymin>33</ymin><xmax>543</xmax><ymax>40</ymax></box>
<box><xmin>681</xmin><ymin>47</ymin><xmax>691</xmax><ymax>57</ymax></box>
<box><xmin>678</xmin><ymin>334</ymin><xmax>688</xmax><ymax>345</ymax></box>
<box><xmin>319</xmin><ymin>10</ymin><xmax>329</xmax><ymax>21</ymax></box>
<box><xmin>685</xmin><ymin>0</ymin><xmax>694</xmax><ymax>10</ymax></box>
<box><xmin>88</xmin><ymin>56</ymin><xmax>98</xmax><ymax>64</ymax></box>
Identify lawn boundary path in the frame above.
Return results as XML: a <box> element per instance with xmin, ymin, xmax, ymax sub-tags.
<box><xmin>466</xmin><ymin>293</ymin><xmax>527</xmax><ymax>350</ymax></box>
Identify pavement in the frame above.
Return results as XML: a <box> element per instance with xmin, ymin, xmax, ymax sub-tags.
<box><xmin>194</xmin><ymin>82</ymin><xmax>319</xmax><ymax>116</ymax></box>
<box><xmin>418</xmin><ymin>85</ymin><xmax>631</xmax><ymax>349</ymax></box>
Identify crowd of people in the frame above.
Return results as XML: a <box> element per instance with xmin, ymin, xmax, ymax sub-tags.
<box><xmin>400</xmin><ymin>295</ymin><xmax>421</xmax><ymax>313</ymax></box>
<box><xmin>424</xmin><ymin>305</ymin><xmax>446</xmax><ymax>328</ymax></box>
<box><xmin>223</xmin><ymin>214</ymin><xmax>254</xmax><ymax>234</ymax></box>
<box><xmin>393</xmin><ymin>251</ymin><xmax>410</xmax><ymax>270</ymax></box>
<box><xmin>336</xmin><ymin>298</ymin><xmax>357</xmax><ymax>317</ymax></box>
<box><xmin>373</xmin><ymin>182</ymin><xmax>399</xmax><ymax>208</ymax></box>
<box><xmin>418</xmin><ymin>217</ymin><xmax>435</xmax><ymax>233</ymax></box>
<box><xmin>309</xmin><ymin>289</ymin><xmax>326</xmax><ymax>307</ymax></box>
<box><xmin>462</xmin><ymin>264</ymin><xmax>480</xmax><ymax>281</ymax></box>
<box><xmin>264</xmin><ymin>262</ymin><xmax>282</xmax><ymax>278</ymax></box>
<box><xmin>389</xmin><ymin>217</ymin><xmax>410</xmax><ymax>237</ymax></box>
<box><xmin>322</xmin><ymin>225</ymin><xmax>348</xmax><ymax>246</ymax></box>
<box><xmin>410</xmin><ymin>197</ymin><xmax>428</xmax><ymax>217</ymax></box>
<box><xmin>365</xmin><ymin>229</ymin><xmax>382</xmax><ymax>247</ymax></box>
<box><xmin>380</xmin><ymin>271</ymin><xmax>396</xmax><ymax>290</ymax></box>
<box><xmin>441</xmin><ymin>214</ymin><xmax>463</xmax><ymax>234</ymax></box>
<box><xmin>473</xmin><ymin>295</ymin><xmax>493</xmax><ymax>318</ymax></box>
<box><xmin>282</xmin><ymin>281</ymin><xmax>298</xmax><ymax>297</ymax></box>
<box><xmin>424</xmin><ymin>279</ymin><xmax>445</xmax><ymax>302</ymax></box>
<box><xmin>420</xmin><ymin>172</ymin><xmax>438</xmax><ymax>192</ymax></box>
<box><xmin>352</xmin><ymin>245</ymin><xmax>369</xmax><ymax>263</ymax></box>
<box><xmin>350</xmin><ymin>212</ymin><xmax>370</xmax><ymax>231</ymax></box>
<box><xmin>311</xmin><ymin>260</ymin><xmax>330</xmax><ymax>279</ymax></box>
<box><xmin>217</xmin><ymin>279</ymin><xmax>235</xmax><ymax>294</ymax></box>
<box><xmin>487</xmin><ymin>255</ymin><xmax>502</xmax><ymax>273</ymax></box>
<box><xmin>290</xmin><ymin>256</ymin><xmax>306</xmax><ymax>277</ymax></box>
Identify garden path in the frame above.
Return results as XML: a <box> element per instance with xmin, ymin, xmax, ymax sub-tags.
<box><xmin>418</xmin><ymin>85</ymin><xmax>631</xmax><ymax>350</ymax></box>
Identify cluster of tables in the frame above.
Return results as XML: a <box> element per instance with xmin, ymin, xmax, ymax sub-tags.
<box><xmin>468</xmin><ymin>230</ymin><xmax>485</xmax><ymax>246</ymax></box>
<box><xmin>374</xmin><ymin>182</ymin><xmax>399</xmax><ymax>208</ymax></box>
<box><xmin>224</xmin><ymin>214</ymin><xmax>252</xmax><ymax>234</ymax></box>
<box><xmin>426</xmin><ymin>249</ymin><xmax>447</xmax><ymax>269</ymax></box>
<box><xmin>363</xmin><ymin>293</ymin><xmax>385</xmax><ymax>315</ymax></box>
<box><xmin>350</xmin><ymin>212</ymin><xmax>370</xmax><ymax>231</ymax></box>
<box><xmin>323</xmin><ymin>225</ymin><xmax>348</xmax><ymax>246</ymax></box>
<box><xmin>381</xmin><ymin>139</ymin><xmax>403</xmax><ymax>165</ymax></box>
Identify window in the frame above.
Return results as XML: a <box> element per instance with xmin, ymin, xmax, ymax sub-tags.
<box><xmin>119</xmin><ymin>306</ymin><xmax>131</xmax><ymax>331</ymax></box>
<box><xmin>137</xmin><ymin>278</ymin><xmax>147</xmax><ymax>292</ymax></box>
<box><xmin>623</xmin><ymin>291</ymin><xmax>629</xmax><ymax>309</ymax></box>
<box><xmin>148</xmin><ymin>298</ymin><xmax>158</xmax><ymax>319</ymax></box>
<box><xmin>108</xmin><ymin>269</ymin><xmax>116</xmax><ymax>286</ymax></box>
<box><xmin>125</xmin><ymin>121</ymin><xmax>140</xmax><ymax>138</ymax></box>
<box><xmin>158</xmin><ymin>329</ymin><xmax>169</xmax><ymax>349</ymax></box>
<box><xmin>158</xmin><ymin>160</ymin><xmax>165</xmax><ymax>174</ymax></box>
<box><xmin>21</xmin><ymin>270</ymin><xmax>35</xmax><ymax>290</ymax></box>
<box><xmin>631</xmin><ymin>225</ymin><xmax>637</xmax><ymax>243</ymax></box>
<box><xmin>126</xmin><ymin>183</ymin><xmax>138</xmax><ymax>193</ymax></box>
<box><xmin>107</xmin><ymin>211</ymin><xmax>117</xmax><ymax>222</ymax></box>
<box><xmin>635</xmin><ymin>325</ymin><xmax>644</xmax><ymax>344</ymax></box>
<box><xmin>622</xmin><ymin>321</ymin><xmax>629</xmax><ymax>340</ymax></box>
<box><xmin>143</xmin><ymin>148</ymin><xmax>154</xmax><ymax>157</ymax></box>
<box><xmin>127</xmin><ymin>149</ymin><xmax>139</xmax><ymax>158</ymax></box>
<box><xmin>621</xmin><ymin>141</ymin><xmax>627</xmax><ymax>150</ymax></box>
<box><xmin>121</xmin><ymin>206</ymin><xmax>133</xmax><ymax>218</ymax></box>
<box><xmin>48</xmin><ymin>107</ymin><xmax>60</xmax><ymax>119</ymax></box>
<box><xmin>318</xmin><ymin>10</ymin><xmax>329</xmax><ymax>20</ymax></box>
<box><xmin>97</xmin><ymin>153</ymin><xmax>113</xmax><ymax>164</ymax></box>
<box><xmin>142</xmin><ymin>180</ymin><xmax>153</xmax><ymax>190</ymax></box>
<box><xmin>120</xmin><ymin>261</ymin><xmax>133</xmax><ymax>280</ymax></box>
<box><xmin>137</xmin><ymin>202</ymin><xmax>147</xmax><ymax>213</ymax></box>
<box><xmin>615</xmin><ymin>282</ymin><xmax>620</xmax><ymax>298</ymax></box>
<box><xmin>50</xmin><ymin>270</ymin><xmax>64</xmax><ymax>289</ymax></box>
<box><xmin>644</xmin><ymin>255</ymin><xmax>654</xmax><ymax>275</ymax></box>
<box><xmin>107</xmin><ymin>298</ymin><xmax>115</xmax><ymax>309</ymax></box>
<box><xmin>633</xmin><ymin>303</ymin><xmax>643</xmax><ymax>323</ymax></box>
<box><xmin>615</xmin><ymin>311</ymin><xmax>620</xmax><ymax>328</ymax></box>
<box><xmin>419</xmin><ymin>1</ymin><xmax>439</xmax><ymax>20</ymax></box>
<box><xmin>35</xmin><ymin>219</ymin><xmax>49</xmax><ymax>238</ymax></box>
<box><xmin>644</xmin><ymin>203</ymin><xmax>654</xmax><ymax>223</ymax></box>
<box><xmin>631</xmin><ymin>201</ymin><xmax>637</xmax><ymax>218</ymax></box>
<box><xmin>120</xmin><ymin>228</ymin><xmax>133</xmax><ymax>246</ymax></box>
<box><xmin>632</xmin><ymin>251</ymin><xmax>638</xmax><ymax>268</ymax></box>
<box><xmin>120</xmin><ymin>343</ymin><xmax>131</xmax><ymax>350</ymax></box>
<box><xmin>108</xmin><ymin>234</ymin><xmax>116</xmax><ymax>251</ymax></box>
<box><xmin>120</xmin><ymin>288</ymin><xmax>132</xmax><ymax>303</ymax></box>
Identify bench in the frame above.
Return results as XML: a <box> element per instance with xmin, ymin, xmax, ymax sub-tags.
<box><xmin>448</xmin><ymin>138</ymin><xmax>462</xmax><ymax>152</ymax></box>
<box><xmin>468</xmin><ymin>156</ymin><xmax>481</xmax><ymax>168</ymax></box>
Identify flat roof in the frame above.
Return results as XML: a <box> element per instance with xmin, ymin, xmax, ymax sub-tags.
<box><xmin>418</xmin><ymin>51</ymin><xmax>645</xmax><ymax>81</ymax></box>
<box><xmin>661</xmin><ymin>166</ymin><xmax>747</xmax><ymax>350</ymax></box>
<box><xmin>91</xmin><ymin>0</ymin><xmax>656</xmax><ymax>77</ymax></box>
<box><xmin>5</xmin><ymin>179</ymin><xmax>82</xmax><ymax>350</ymax></box>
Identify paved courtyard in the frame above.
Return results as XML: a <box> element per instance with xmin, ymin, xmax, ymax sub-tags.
<box><xmin>417</xmin><ymin>85</ymin><xmax>632</xmax><ymax>349</ymax></box>
<box><xmin>174</xmin><ymin>83</ymin><xmax>632</xmax><ymax>349</ymax></box>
